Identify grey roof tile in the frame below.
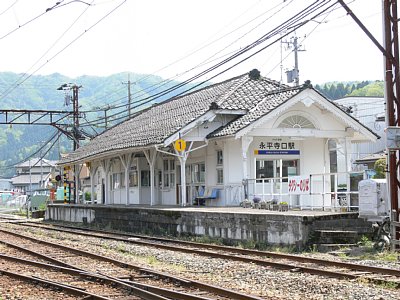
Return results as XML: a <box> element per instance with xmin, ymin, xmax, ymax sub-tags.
<box><xmin>60</xmin><ymin>71</ymin><xmax>293</xmax><ymax>164</ymax></box>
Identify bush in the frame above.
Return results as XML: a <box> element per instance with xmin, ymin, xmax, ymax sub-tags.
<box><xmin>84</xmin><ymin>192</ymin><xmax>91</xmax><ymax>201</ymax></box>
<box><xmin>374</xmin><ymin>158</ymin><xmax>386</xmax><ymax>179</ymax></box>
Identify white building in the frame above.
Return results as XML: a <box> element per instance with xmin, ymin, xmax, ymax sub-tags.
<box><xmin>59</xmin><ymin>70</ymin><xmax>378</xmax><ymax>209</ymax></box>
<box><xmin>334</xmin><ymin>96</ymin><xmax>385</xmax><ymax>171</ymax></box>
<box><xmin>11</xmin><ymin>158</ymin><xmax>58</xmax><ymax>194</ymax></box>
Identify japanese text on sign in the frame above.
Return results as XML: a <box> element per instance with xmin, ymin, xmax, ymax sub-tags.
<box><xmin>259</xmin><ymin>141</ymin><xmax>295</xmax><ymax>150</ymax></box>
<box><xmin>288</xmin><ymin>175</ymin><xmax>310</xmax><ymax>195</ymax></box>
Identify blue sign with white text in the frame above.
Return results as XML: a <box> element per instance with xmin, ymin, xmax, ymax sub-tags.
<box><xmin>255</xmin><ymin>150</ymin><xmax>300</xmax><ymax>155</ymax></box>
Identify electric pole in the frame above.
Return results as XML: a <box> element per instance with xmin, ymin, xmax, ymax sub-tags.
<box><xmin>57</xmin><ymin>83</ymin><xmax>82</xmax><ymax>150</ymax></box>
<box><xmin>122</xmin><ymin>74</ymin><xmax>134</xmax><ymax>118</ymax></box>
<box><xmin>283</xmin><ymin>35</ymin><xmax>304</xmax><ymax>86</ymax></box>
<box><xmin>338</xmin><ymin>0</ymin><xmax>400</xmax><ymax>245</ymax></box>
<box><xmin>72</xmin><ymin>85</ymin><xmax>81</xmax><ymax>150</ymax></box>
<box><xmin>57</xmin><ymin>83</ymin><xmax>82</xmax><ymax>204</ymax></box>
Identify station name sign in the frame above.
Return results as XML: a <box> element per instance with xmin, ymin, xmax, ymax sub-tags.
<box><xmin>254</xmin><ymin>138</ymin><xmax>300</xmax><ymax>155</ymax></box>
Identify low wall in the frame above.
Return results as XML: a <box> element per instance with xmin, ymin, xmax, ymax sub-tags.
<box><xmin>45</xmin><ymin>204</ymin><xmax>366</xmax><ymax>249</ymax></box>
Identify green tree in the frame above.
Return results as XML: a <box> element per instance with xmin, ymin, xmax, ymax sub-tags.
<box><xmin>373</xmin><ymin>158</ymin><xmax>386</xmax><ymax>179</ymax></box>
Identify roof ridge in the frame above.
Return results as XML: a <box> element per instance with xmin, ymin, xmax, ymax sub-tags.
<box><xmin>215</xmin><ymin>74</ymin><xmax>250</xmax><ymax>106</ymax></box>
<box><xmin>248</xmin><ymin>85</ymin><xmax>302</xmax><ymax>113</ymax></box>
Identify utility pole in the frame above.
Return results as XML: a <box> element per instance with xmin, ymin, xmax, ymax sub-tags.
<box><xmin>283</xmin><ymin>35</ymin><xmax>304</xmax><ymax>86</ymax></box>
<box><xmin>383</xmin><ymin>0</ymin><xmax>400</xmax><ymax>243</ymax></box>
<box><xmin>122</xmin><ymin>74</ymin><xmax>134</xmax><ymax>118</ymax></box>
<box><xmin>338</xmin><ymin>0</ymin><xmax>400</xmax><ymax>244</ymax></box>
<box><xmin>293</xmin><ymin>36</ymin><xmax>300</xmax><ymax>86</ymax></box>
<box><xmin>57</xmin><ymin>83</ymin><xmax>82</xmax><ymax>205</ymax></box>
<box><xmin>72</xmin><ymin>85</ymin><xmax>81</xmax><ymax>150</ymax></box>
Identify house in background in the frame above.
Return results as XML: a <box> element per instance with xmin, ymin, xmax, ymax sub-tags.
<box><xmin>333</xmin><ymin>96</ymin><xmax>385</xmax><ymax>172</ymax></box>
<box><xmin>0</xmin><ymin>178</ymin><xmax>12</xmax><ymax>191</ymax></box>
<box><xmin>59</xmin><ymin>70</ymin><xmax>378</xmax><ymax>209</ymax></box>
<box><xmin>11</xmin><ymin>158</ymin><xmax>58</xmax><ymax>194</ymax></box>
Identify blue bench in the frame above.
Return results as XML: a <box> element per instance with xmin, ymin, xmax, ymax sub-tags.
<box><xmin>194</xmin><ymin>188</ymin><xmax>219</xmax><ymax>206</ymax></box>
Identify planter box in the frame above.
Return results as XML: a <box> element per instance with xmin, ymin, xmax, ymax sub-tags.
<box><xmin>279</xmin><ymin>204</ymin><xmax>289</xmax><ymax>212</ymax></box>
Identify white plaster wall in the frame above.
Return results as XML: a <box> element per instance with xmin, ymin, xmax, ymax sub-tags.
<box><xmin>222</xmin><ymin>138</ymin><xmax>245</xmax><ymax>206</ymax></box>
<box><xmin>225</xmin><ymin>138</ymin><xmax>243</xmax><ymax>183</ymax></box>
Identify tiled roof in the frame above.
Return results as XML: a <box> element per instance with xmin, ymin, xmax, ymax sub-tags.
<box><xmin>209</xmin><ymin>87</ymin><xmax>301</xmax><ymax>137</ymax></box>
<box><xmin>59</xmin><ymin>71</ymin><xmax>293</xmax><ymax>164</ymax></box>
<box><xmin>17</xmin><ymin>158</ymin><xmax>57</xmax><ymax>168</ymax></box>
<box><xmin>11</xmin><ymin>174</ymin><xmax>50</xmax><ymax>185</ymax></box>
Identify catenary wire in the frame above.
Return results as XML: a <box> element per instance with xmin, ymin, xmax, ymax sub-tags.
<box><xmin>87</xmin><ymin>0</ymin><xmax>294</xmax><ymax>111</ymax></box>
<box><xmin>0</xmin><ymin>0</ymin><xmax>65</xmax><ymax>40</ymax></box>
<box><xmin>0</xmin><ymin>0</ymin><xmax>127</xmax><ymax>101</ymax></box>
<box><xmin>80</xmin><ymin>0</ymin><xmax>338</xmax><ymax>128</ymax></box>
<box><xmin>0</xmin><ymin>0</ymin><xmax>19</xmax><ymax>17</ymax></box>
<box><xmin>0</xmin><ymin>0</ymin><xmax>95</xmax><ymax>100</ymax></box>
<box><xmin>0</xmin><ymin>130</ymin><xmax>60</xmax><ymax>170</ymax></box>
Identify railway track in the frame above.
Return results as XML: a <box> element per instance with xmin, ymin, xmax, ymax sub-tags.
<box><xmin>5</xmin><ymin>221</ymin><xmax>400</xmax><ymax>288</ymax></box>
<box><xmin>0</xmin><ymin>226</ymin><xmax>262</xmax><ymax>300</ymax></box>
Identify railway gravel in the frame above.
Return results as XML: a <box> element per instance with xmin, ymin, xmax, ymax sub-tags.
<box><xmin>0</xmin><ymin>274</ymin><xmax>81</xmax><ymax>299</ymax></box>
<box><xmin>1</xmin><ymin>222</ymin><xmax>400</xmax><ymax>299</ymax></box>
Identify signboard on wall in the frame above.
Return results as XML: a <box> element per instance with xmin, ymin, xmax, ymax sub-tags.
<box><xmin>288</xmin><ymin>175</ymin><xmax>310</xmax><ymax>195</ymax></box>
<box><xmin>254</xmin><ymin>138</ymin><xmax>300</xmax><ymax>155</ymax></box>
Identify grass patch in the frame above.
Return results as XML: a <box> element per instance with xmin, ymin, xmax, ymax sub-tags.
<box><xmin>357</xmin><ymin>250</ymin><xmax>398</xmax><ymax>262</ymax></box>
<box><xmin>147</xmin><ymin>255</ymin><xmax>159</xmax><ymax>265</ymax></box>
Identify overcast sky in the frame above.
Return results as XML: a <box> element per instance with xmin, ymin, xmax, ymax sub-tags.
<box><xmin>0</xmin><ymin>0</ymin><xmax>384</xmax><ymax>85</ymax></box>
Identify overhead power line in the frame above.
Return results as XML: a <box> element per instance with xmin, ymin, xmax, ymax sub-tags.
<box><xmin>0</xmin><ymin>0</ymin><xmax>127</xmax><ymax>101</ymax></box>
<box><xmin>80</xmin><ymin>0</ymin><xmax>338</xmax><ymax>129</ymax></box>
<box><xmin>0</xmin><ymin>130</ymin><xmax>61</xmax><ymax>170</ymax></box>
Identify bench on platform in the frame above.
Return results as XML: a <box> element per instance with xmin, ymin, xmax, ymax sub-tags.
<box><xmin>193</xmin><ymin>188</ymin><xmax>219</xmax><ymax>206</ymax></box>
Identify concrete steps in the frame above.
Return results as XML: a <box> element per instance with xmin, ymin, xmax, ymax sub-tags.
<box><xmin>310</xmin><ymin>230</ymin><xmax>360</xmax><ymax>253</ymax></box>
<box><xmin>314</xmin><ymin>230</ymin><xmax>359</xmax><ymax>244</ymax></box>
<box><xmin>314</xmin><ymin>243</ymin><xmax>358</xmax><ymax>253</ymax></box>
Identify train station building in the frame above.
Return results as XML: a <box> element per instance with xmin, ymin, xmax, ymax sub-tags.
<box><xmin>59</xmin><ymin>69</ymin><xmax>378</xmax><ymax>209</ymax></box>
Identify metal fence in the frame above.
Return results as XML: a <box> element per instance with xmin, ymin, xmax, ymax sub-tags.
<box><xmin>0</xmin><ymin>193</ymin><xmax>28</xmax><ymax>210</ymax></box>
<box><xmin>245</xmin><ymin>171</ymin><xmax>366</xmax><ymax>211</ymax></box>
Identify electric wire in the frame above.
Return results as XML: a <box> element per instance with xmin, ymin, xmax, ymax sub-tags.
<box><xmin>80</xmin><ymin>0</ymin><xmax>338</xmax><ymax>128</ymax></box>
<box><xmin>265</xmin><ymin>0</ymin><xmax>338</xmax><ymax>78</ymax></box>
<box><xmin>29</xmin><ymin>132</ymin><xmax>63</xmax><ymax>169</ymax></box>
<box><xmin>0</xmin><ymin>0</ymin><xmax>127</xmax><ymax>101</ymax></box>
<box><xmin>81</xmin><ymin>1</ymin><xmax>337</xmax><ymax>128</ymax></box>
<box><xmin>0</xmin><ymin>130</ymin><xmax>60</xmax><ymax>170</ymax></box>
<box><xmin>0</xmin><ymin>0</ymin><xmax>65</xmax><ymax>40</ymax></box>
<box><xmin>0</xmin><ymin>0</ymin><xmax>94</xmax><ymax>100</ymax></box>
<box><xmin>87</xmin><ymin>0</ymin><xmax>293</xmax><ymax>111</ymax></box>
<box><xmin>0</xmin><ymin>0</ymin><xmax>19</xmax><ymax>17</ymax></box>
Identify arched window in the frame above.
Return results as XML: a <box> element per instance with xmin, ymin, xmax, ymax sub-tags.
<box><xmin>278</xmin><ymin>115</ymin><xmax>315</xmax><ymax>129</ymax></box>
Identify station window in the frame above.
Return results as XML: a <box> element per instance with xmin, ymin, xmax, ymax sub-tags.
<box><xmin>191</xmin><ymin>162</ymin><xmax>205</xmax><ymax>183</ymax></box>
<box><xmin>120</xmin><ymin>172</ymin><xmax>125</xmax><ymax>188</ymax></box>
<box><xmin>217</xmin><ymin>150</ymin><xmax>223</xmax><ymax>165</ymax></box>
<box><xmin>163</xmin><ymin>159</ymin><xmax>176</xmax><ymax>188</ymax></box>
<box><xmin>129</xmin><ymin>164</ymin><xmax>138</xmax><ymax>187</ymax></box>
<box><xmin>111</xmin><ymin>173</ymin><xmax>120</xmax><ymax>190</ymax></box>
<box><xmin>216</xmin><ymin>150</ymin><xmax>223</xmax><ymax>185</ymax></box>
<box><xmin>256</xmin><ymin>159</ymin><xmax>299</xmax><ymax>181</ymax></box>
<box><xmin>217</xmin><ymin>169</ymin><xmax>224</xmax><ymax>185</ymax></box>
<box><xmin>141</xmin><ymin>170</ymin><xmax>150</xmax><ymax>187</ymax></box>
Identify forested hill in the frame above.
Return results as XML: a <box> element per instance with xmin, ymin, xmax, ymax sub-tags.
<box><xmin>0</xmin><ymin>72</ymin><xmax>385</xmax><ymax>178</ymax></box>
<box><xmin>315</xmin><ymin>80</ymin><xmax>384</xmax><ymax>100</ymax></box>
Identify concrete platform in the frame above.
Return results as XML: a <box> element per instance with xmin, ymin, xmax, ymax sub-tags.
<box><xmin>45</xmin><ymin>204</ymin><xmax>373</xmax><ymax>250</ymax></box>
